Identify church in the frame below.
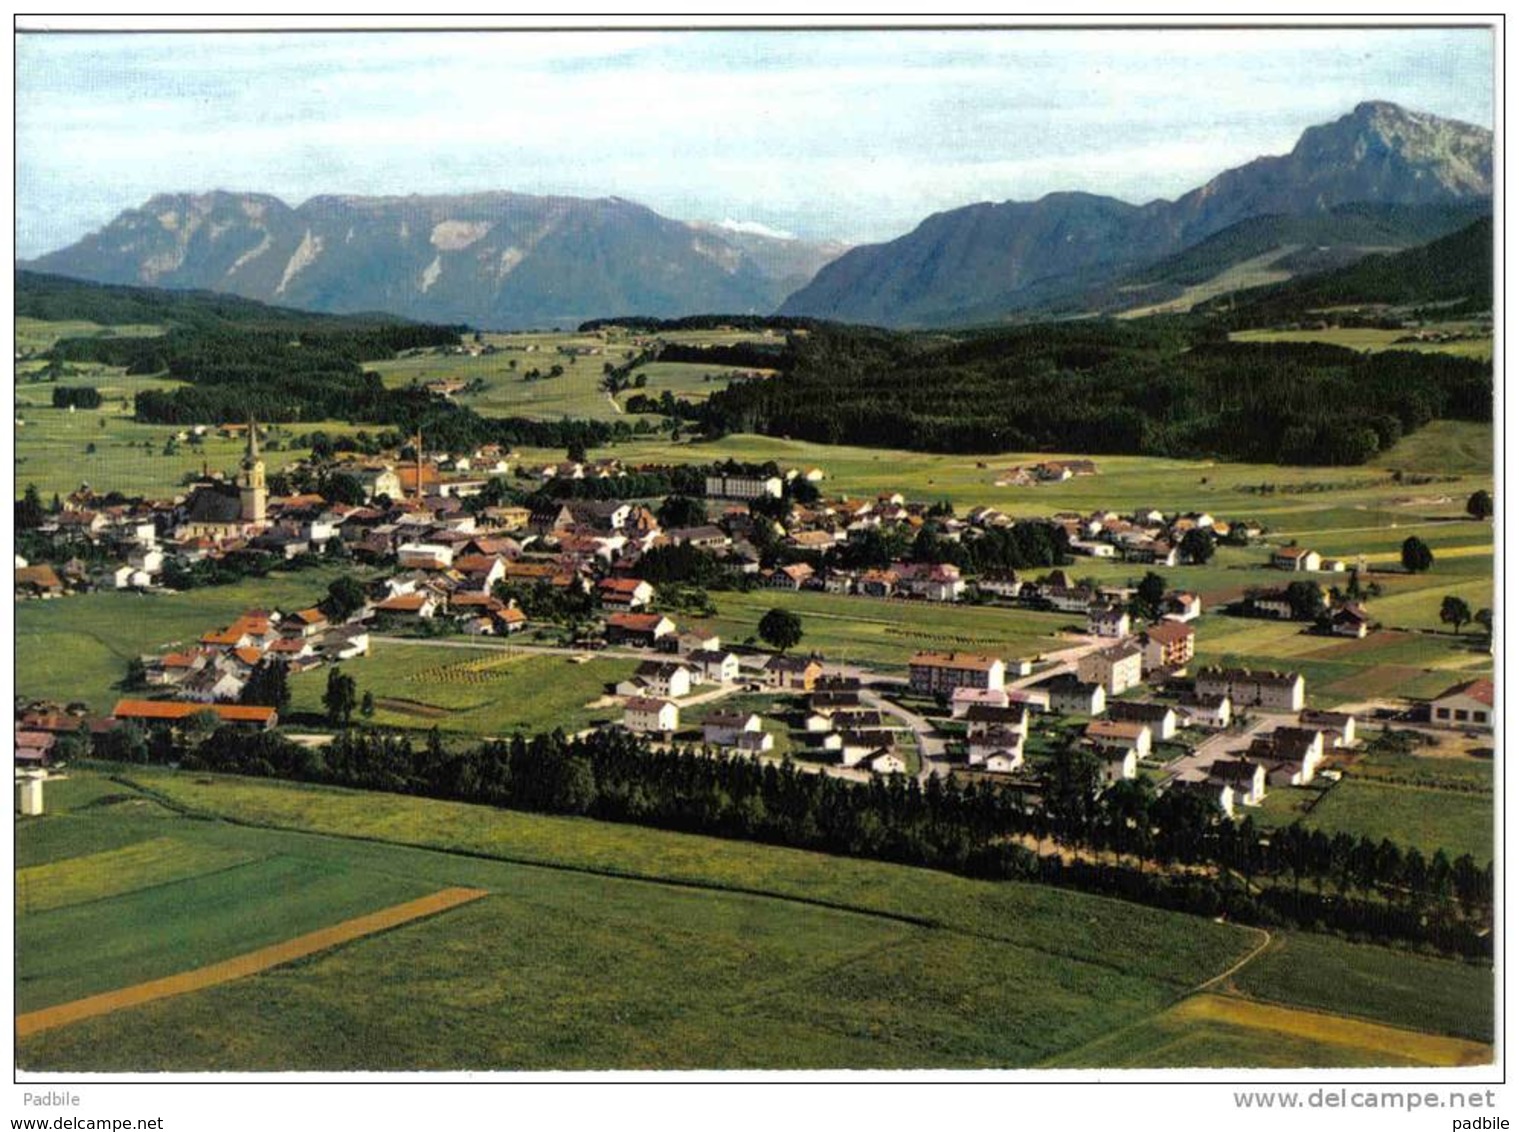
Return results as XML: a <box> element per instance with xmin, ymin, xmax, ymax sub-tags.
<box><xmin>176</xmin><ymin>421</ymin><xmax>270</xmax><ymax>540</ymax></box>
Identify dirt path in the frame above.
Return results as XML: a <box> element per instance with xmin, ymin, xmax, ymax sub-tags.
<box><xmin>16</xmin><ymin>887</ymin><xmax>488</xmax><ymax>1039</ymax></box>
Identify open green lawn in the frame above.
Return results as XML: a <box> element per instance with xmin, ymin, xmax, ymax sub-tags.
<box><xmin>16</xmin><ymin>317</ymin><xmax>164</xmax><ymax>354</ymax></box>
<box><xmin>1231</xmin><ymin>324</ymin><xmax>1492</xmax><ymax>361</ymax></box>
<box><xmin>1229</xmin><ymin>933</ymin><xmax>1492</xmax><ymax>1042</ymax></box>
<box><xmin>18</xmin><ymin>767</ymin><xmax>1481</xmax><ymax>1071</ymax></box>
<box><xmin>688</xmin><ymin>590</ymin><xmax>1074</xmax><ymax>672</ymax></box>
<box><xmin>14</xmin><ymin>566</ymin><xmax>369</xmax><ymax>712</ymax></box>
<box><xmin>1294</xmin><ymin>779</ymin><xmax>1492</xmax><ymax>862</ymax></box>
<box><xmin>286</xmin><ymin>642</ymin><xmax>637</xmax><ymax>736</ymax></box>
<box><xmin>505</xmin><ymin>421</ymin><xmax>1491</xmax><ymax>525</ymax></box>
<box><xmin>18</xmin><ymin>767</ymin><xmax>1267</xmax><ymax>1071</ymax></box>
<box><xmin>1191</xmin><ymin>614</ymin><xmax>1490</xmax><ymax>707</ymax></box>
<box><xmin>14</xmin><ymin>380</ymin><xmax>367</xmax><ymax>500</ymax></box>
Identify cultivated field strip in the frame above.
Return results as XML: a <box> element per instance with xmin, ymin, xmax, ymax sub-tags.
<box><xmin>16</xmin><ymin>886</ymin><xmax>488</xmax><ymax>1038</ymax></box>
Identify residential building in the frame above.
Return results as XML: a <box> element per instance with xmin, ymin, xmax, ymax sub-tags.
<box><xmin>702</xmin><ymin>710</ymin><xmax>764</xmax><ymax>748</ymax></box>
<box><xmin>1300</xmin><ymin>710</ymin><xmax>1357</xmax><ymax>749</ymax></box>
<box><xmin>1106</xmin><ymin>701</ymin><xmax>1178</xmax><ymax>741</ymax></box>
<box><xmin>1427</xmin><ymin>679</ymin><xmax>1494</xmax><ymax>731</ymax></box>
<box><xmin>1088</xmin><ymin>605</ymin><xmax>1131</xmax><ymax>639</ymax></box>
<box><xmin>1077</xmin><ymin>641</ymin><xmax>1144</xmax><ymax>696</ymax></box>
<box><xmin>1141</xmin><ymin>620</ymin><xmax>1195</xmax><ymax>672</ymax></box>
<box><xmin>623</xmin><ymin>697</ymin><xmax>679</xmax><ymax>736</ymax></box>
<box><xmin>908</xmin><ymin>652</ymin><xmax>1006</xmax><ymax>695</ymax></box>
<box><xmin>1085</xmin><ymin>719</ymin><xmax>1152</xmax><ymax>759</ymax></box>
<box><xmin>764</xmin><ymin>655</ymin><xmax>824</xmax><ymax>691</ymax></box>
<box><xmin>1206</xmin><ymin>758</ymin><xmax>1268</xmax><ymax>807</ymax></box>
<box><xmin>705</xmin><ymin>474</ymin><xmax>783</xmax><ymax>500</ymax></box>
<box><xmin>1042</xmin><ymin>675</ymin><xmax>1106</xmax><ymax>717</ymax></box>
<box><xmin>1177</xmin><ymin>693</ymin><xmax>1232</xmax><ymax>730</ymax></box>
<box><xmin>605</xmin><ymin>612</ymin><xmax>676</xmax><ymax>647</ymax></box>
<box><xmin>1271</xmin><ymin>547</ymin><xmax>1322</xmax><ymax>572</ymax></box>
<box><xmin>1195</xmin><ymin>667</ymin><xmax>1305</xmax><ymax>712</ymax></box>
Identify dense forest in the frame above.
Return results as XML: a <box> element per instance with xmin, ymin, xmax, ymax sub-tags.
<box><xmin>696</xmin><ymin>319</ymin><xmax>1490</xmax><ymax>464</ymax></box>
<box><xmin>1206</xmin><ymin>217</ymin><xmax>1494</xmax><ymax>327</ymax></box>
<box><xmin>101</xmin><ymin>724</ymin><xmax>1492</xmax><ymax>958</ymax></box>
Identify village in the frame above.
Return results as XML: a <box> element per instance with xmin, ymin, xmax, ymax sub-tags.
<box><xmin>13</xmin><ymin>422</ymin><xmax>1493</xmax><ymax>827</ymax></box>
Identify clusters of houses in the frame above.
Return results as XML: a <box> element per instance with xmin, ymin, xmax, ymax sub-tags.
<box><xmin>138</xmin><ymin>606</ymin><xmax>371</xmax><ymax>706</ymax></box>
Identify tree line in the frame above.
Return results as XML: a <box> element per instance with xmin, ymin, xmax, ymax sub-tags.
<box><xmin>695</xmin><ymin>320</ymin><xmax>1490</xmax><ymax>466</ymax></box>
<box><xmin>96</xmin><ymin>724</ymin><xmax>1491</xmax><ymax>958</ymax></box>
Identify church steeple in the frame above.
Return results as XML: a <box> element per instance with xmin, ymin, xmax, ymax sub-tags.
<box><xmin>239</xmin><ymin>416</ymin><xmax>267</xmax><ymax>524</ymax></box>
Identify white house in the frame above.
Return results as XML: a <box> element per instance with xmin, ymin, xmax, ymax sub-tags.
<box><xmin>1427</xmin><ymin>679</ymin><xmax>1494</xmax><ymax>731</ymax></box>
<box><xmin>1270</xmin><ymin>547</ymin><xmax>1322</xmax><ymax>572</ymax></box>
<box><xmin>623</xmin><ymin>697</ymin><xmax>679</xmax><ymax>735</ymax></box>
<box><xmin>688</xmin><ymin>648</ymin><xmax>740</xmax><ymax>684</ymax></box>
<box><xmin>1207</xmin><ymin>757</ymin><xmax>1268</xmax><ymax>807</ymax></box>
<box><xmin>1087</xmin><ymin>605</ymin><xmax>1131</xmax><ymax>638</ymax></box>
<box><xmin>617</xmin><ymin>661</ymin><xmax>693</xmax><ymax>700</ymax></box>
<box><xmin>1177</xmin><ymin>693</ymin><xmax>1232</xmax><ymax>730</ymax></box>
<box><xmin>1085</xmin><ymin>719</ymin><xmax>1152</xmax><ymax>759</ymax></box>
<box><xmin>950</xmin><ymin>686</ymin><xmax>1011</xmax><ymax>718</ymax></box>
<box><xmin>702</xmin><ymin>710</ymin><xmax>764</xmax><ymax>748</ymax></box>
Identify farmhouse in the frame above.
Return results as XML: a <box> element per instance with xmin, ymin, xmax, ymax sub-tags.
<box><xmin>606</xmin><ymin>612</ymin><xmax>677</xmax><ymax>647</ymax></box>
<box><xmin>598</xmin><ymin>577</ymin><xmax>655</xmax><ymax>609</ymax></box>
<box><xmin>1271</xmin><ymin>547</ymin><xmax>1322</xmax><ymax>572</ymax></box>
<box><xmin>1330</xmin><ymin>603</ymin><xmax>1371</xmax><ymax>639</ymax></box>
<box><xmin>111</xmin><ymin>700</ymin><xmax>278</xmax><ymax>731</ymax></box>
<box><xmin>1427</xmin><ymin>679</ymin><xmax>1494</xmax><ymax>731</ymax></box>
<box><xmin>908</xmin><ymin>652</ymin><xmax>1006</xmax><ymax>695</ymax></box>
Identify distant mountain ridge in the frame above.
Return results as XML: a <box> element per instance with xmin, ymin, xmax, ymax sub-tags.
<box><xmin>780</xmin><ymin>101</ymin><xmax>1493</xmax><ymax>327</ymax></box>
<box><xmin>26</xmin><ymin>190</ymin><xmax>848</xmax><ymax>330</ymax></box>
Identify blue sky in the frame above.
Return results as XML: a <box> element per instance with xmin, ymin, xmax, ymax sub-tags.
<box><xmin>16</xmin><ymin>26</ymin><xmax>1494</xmax><ymax>257</ymax></box>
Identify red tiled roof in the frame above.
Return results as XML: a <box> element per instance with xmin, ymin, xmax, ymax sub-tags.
<box><xmin>1435</xmin><ymin>678</ymin><xmax>1494</xmax><ymax>707</ymax></box>
<box><xmin>112</xmin><ymin>700</ymin><xmax>277</xmax><ymax>724</ymax></box>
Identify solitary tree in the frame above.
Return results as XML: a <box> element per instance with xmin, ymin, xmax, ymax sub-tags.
<box><xmin>1400</xmin><ymin>536</ymin><xmax>1434</xmax><ymax>574</ymax></box>
<box><xmin>360</xmin><ymin>690</ymin><xmax>376</xmax><ymax>718</ymax></box>
<box><xmin>1466</xmin><ymin>489</ymin><xmax>1494</xmax><ymax>520</ymax></box>
<box><xmin>1179</xmin><ymin>527</ymin><xmax>1216</xmax><ymax>565</ymax></box>
<box><xmin>1475</xmin><ymin>607</ymin><xmax>1494</xmax><ymax>640</ymax></box>
<box><xmin>758</xmin><ymin>607</ymin><xmax>804</xmax><ymax>653</ymax></box>
<box><xmin>15</xmin><ymin>484</ymin><xmax>44</xmax><ymax>531</ymax></box>
<box><xmin>325</xmin><ymin>575</ymin><xmax>369</xmax><ymax>622</ymax></box>
<box><xmin>1136</xmin><ymin>571</ymin><xmax>1168</xmax><ymax>618</ymax></box>
<box><xmin>1440</xmin><ymin>595</ymin><xmax>1473</xmax><ymax>636</ymax></box>
<box><xmin>323</xmin><ymin>666</ymin><xmax>358</xmax><ymax>726</ymax></box>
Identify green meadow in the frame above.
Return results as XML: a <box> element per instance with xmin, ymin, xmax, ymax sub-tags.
<box><xmin>15</xmin><ymin>768</ymin><xmax>1488</xmax><ymax>1070</ymax></box>
<box><xmin>286</xmin><ymin>642</ymin><xmax>637</xmax><ymax>736</ymax></box>
<box><xmin>14</xmin><ymin>566</ymin><xmax>367</xmax><ymax>712</ymax></box>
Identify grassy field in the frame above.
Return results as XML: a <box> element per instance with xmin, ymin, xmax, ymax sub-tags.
<box><xmin>686</xmin><ymin>590</ymin><xmax>1075</xmax><ymax>672</ymax></box>
<box><xmin>1048</xmin><ymin>993</ymin><xmax>1489</xmax><ymax>1068</ymax></box>
<box><xmin>14</xmin><ymin>374</ymin><xmax>367</xmax><ymax>500</ymax></box>
<box><xmin>15</xmin><ymin>317</ymin><xmax>164</xmax><ymax>354</ymax></box>
<box><xmin>14</xmin><ymin>565</ymin><xmax>368</xmax><ymax>712</ymax></box>
<box><xmin>1191</xmin><ymin>616</ymin><xmax>1491</xmax><ymax>707</ymax></box>
<box><xmin>286</xmin><ymin>642</ymin><xmax>637</xmax><ymax>735</ymax></box>
<box><xmin>1228</xmin><ymin>933</ymin><xmax>1493</xmax><ymax>1042</ymax></box>
<box><xmin>368</xmin><ymin>329</ymin><xmax>775</xmax><ymax>423</ymax></box>
<box><xmin>1288</xmin><ymin>778</ymin><xmax>1492</xmax><ymax>862</ymax></box>
<box><xmin>1231</xmin><ymin>324</ymin><xmax>1493</xmax><ymax>360</ymax></box>
<box><xmin>17</xmin><ymin>767</ymin><xmax>1263</xmax><ymax>1070</ymax></box>
<box><xmin>17</xmin><ymin>767</ymin><xmax>1487</xmax><ymax>1071</ymax></box>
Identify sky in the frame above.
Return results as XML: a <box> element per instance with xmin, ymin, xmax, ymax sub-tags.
<box><xmin>15</xmin><ymin>24</ymin><xmax>1495</xmax><ymax>258</ymax></box>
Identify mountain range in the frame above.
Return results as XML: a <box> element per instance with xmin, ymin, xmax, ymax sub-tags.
<box><xmin>780</xmin><ymin>101</ymin><xmax>1491</xmax><ymax>326</ymax></box>
<box><xmin>26</xmin><ymin>191</ymin><xmax>849</xmax><ymax>330</ymax></box>
<box><xmin>26</xmin><ymin>101</ymin><xmax>1492</xmax><ymax>330</ymax></box>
